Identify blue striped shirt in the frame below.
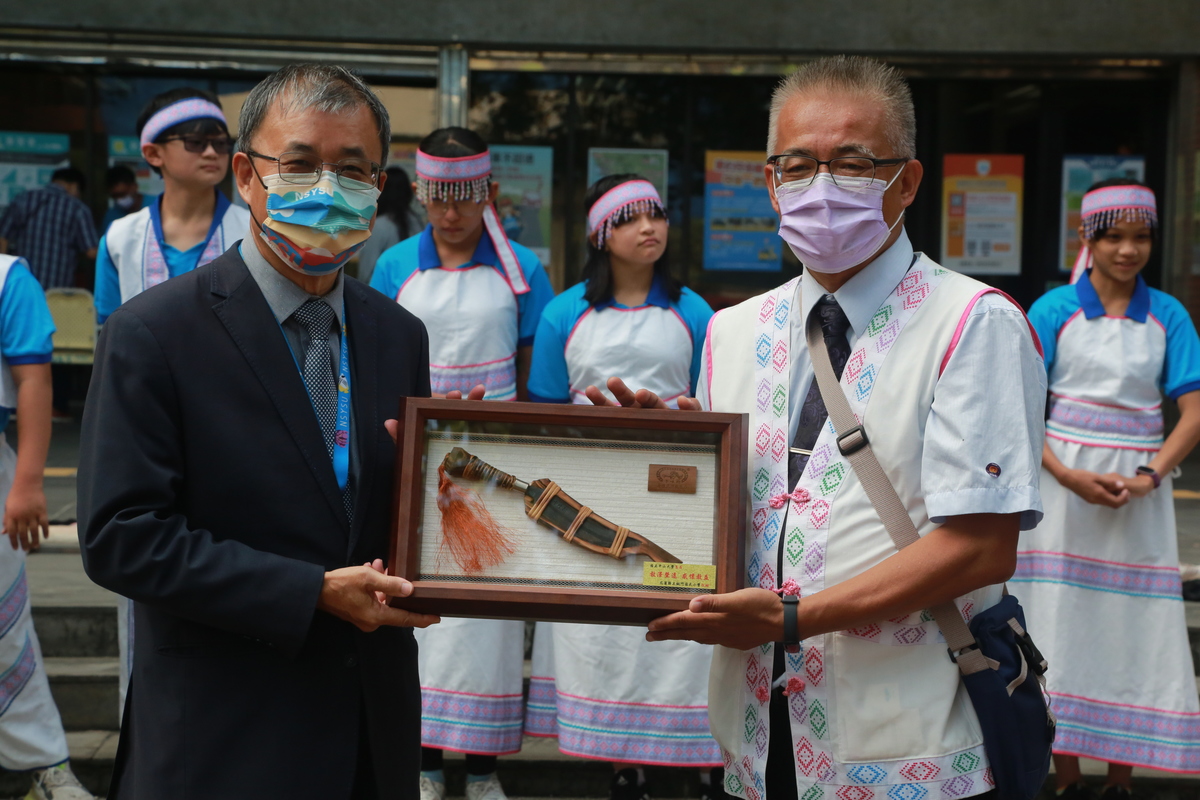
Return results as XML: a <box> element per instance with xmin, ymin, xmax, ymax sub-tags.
<box><xmin>0</xmin><ymin>184</ymin><xmax>98</xmax><ymax>288</ymax></box>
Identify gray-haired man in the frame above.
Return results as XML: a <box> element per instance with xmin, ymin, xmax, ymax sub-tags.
<box><xmin>78</xmin><ymin>64</ymin><xmax>440</xmax><ymax>799</ymax></box>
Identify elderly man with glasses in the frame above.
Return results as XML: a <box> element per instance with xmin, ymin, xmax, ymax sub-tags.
<box><xmin>77</xmin><ymin>64</ymin><xmax>448</xmax><ymax>800</ymax></box>
<box><xmin>597</xmin><ymin>56</ymin><xmax>1048</xmax><ymax>800</ymax></box>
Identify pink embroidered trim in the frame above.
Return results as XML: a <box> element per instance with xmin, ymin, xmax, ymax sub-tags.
<box><xmin>1050</xmin><ymin>392</ymin><xmax>1162</xmax><ymax>412</ymax></box>
<box><xmin>1016</xmin><ymin>549</ymin><xmax>1181</xmax><ymax>573</ymax></box>
<box><xmin>703</xmin><ymin>312</ymin><xmax>717</xmax><ymax>405</ymax></box>
<box><xmin>939</xmin><ymin>288</ymin><xmax>1043</xmax><ymax>377</ymax></box>
<box><xmin>429</xmin><ymin>352</ymin><xmax>518</xmax><ymax>370</ymax></box>
<box><xmin>1045</xmin><ymin>431</ymin><xmax>1160</xmax><ymax>452</ymax></box>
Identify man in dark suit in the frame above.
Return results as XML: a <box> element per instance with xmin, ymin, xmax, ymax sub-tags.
<box><xmin>77</xmin><ymin>64</ymin><xmax>443</xmax><ymax>800</ymax></box>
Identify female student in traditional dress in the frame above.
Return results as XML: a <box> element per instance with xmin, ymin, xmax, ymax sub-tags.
<box><xmin>94</xmin><ymin>88</ymin><xmax>249</xmax><ymax>324</ymax></box>
<box><xmin>92</xmin><ymin>88</ymin><xmax>249</xmax><ymax>719</ymax></box>
<box><xmin>525</xmin><ymin>175</ymin><xmax>721</xmax><ymax>800</ymax></box>
<box><xmin>369</xmin><ymin>127</ymin><xmax>554</xmax><ymax>800</ymax></box>
<box><xmin>1015</xmin><ymin>179</ymin><xmax>1200</xmax><ymax>797</ymax></box>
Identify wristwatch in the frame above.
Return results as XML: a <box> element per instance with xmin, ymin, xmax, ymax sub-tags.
<box><xmin>1136</xmin><ymin>465</ymin><xmax>1162</xmax><ymax>489</ymax></box>
<box><xmin>782</xmin><ymin>595</ymin><xmax>800</xmax><ymax>650</ymax></box>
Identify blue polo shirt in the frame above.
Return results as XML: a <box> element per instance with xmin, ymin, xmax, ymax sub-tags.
<box><xmin>1</xmin><ymin>257</ymin><xmax>56</xmax><ymax>428</ymax></box>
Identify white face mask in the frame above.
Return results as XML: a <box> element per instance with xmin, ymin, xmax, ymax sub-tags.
<box><xmin>775</xmin><ymin>166</ymin><xmax>906</xmax><ymax>274</ymax></box>
<box><xmin>114</xmin><ymin>194</ymin><xmax>137</xmax><ymax>210</ymax></box>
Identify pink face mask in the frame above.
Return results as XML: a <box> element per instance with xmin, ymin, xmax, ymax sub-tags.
<box><xmin>775</xmin><ymin>168</ymin><xmax>905</xmax><ymax>274</ymax></box>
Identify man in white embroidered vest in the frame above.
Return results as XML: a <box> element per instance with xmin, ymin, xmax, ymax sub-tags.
<box><xmin>593</xmin><ymin>56</ymin><xmax>1047</xmax><ymax>800</ymax></box>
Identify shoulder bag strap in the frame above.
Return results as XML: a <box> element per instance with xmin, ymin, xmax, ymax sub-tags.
<box><xmin>805</xmin><ymin>310</ymin><xmax>992</xmax><ymax>676</ymax></box>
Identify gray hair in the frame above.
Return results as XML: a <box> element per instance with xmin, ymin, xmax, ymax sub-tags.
<box><xmin>767</xmin><ymin>56</ymin><xmax>915</xmax><ymax>159</ymax></box>
<box><xmin>239</xmin><ymin>64</ymin><xmax>391</xmax><ymax>166</ymax></box>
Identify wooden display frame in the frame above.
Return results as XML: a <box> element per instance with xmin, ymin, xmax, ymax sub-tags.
<box><xmin>388</xmin><ymin>398</ymin><xmax>747</xmax><ymax>624</ymax></box>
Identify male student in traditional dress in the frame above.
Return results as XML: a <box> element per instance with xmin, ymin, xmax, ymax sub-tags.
<box><xmin>77</xmin><ymin>64</ymin><xmax>442</xmax><ymax>800</ymax></box>
<box><xmin>592</xmin><ymin>56</ymin><xmax>1047</xmax><ymax>800</ymax></box>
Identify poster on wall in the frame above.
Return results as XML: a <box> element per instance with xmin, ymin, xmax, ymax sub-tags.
<box><xmin>702</xmin><ymin>150</ymin><xmax>780</xmax><ymax>272</ymax></box>
<box><xmin>108</xmin><ymin>136</ymin><xmax>164</xmax><ymax>198</ymax></box>
<box><xmin>586</xmin><ymin>148</ymin><xmax>669</xmax><ymax>204</ymax></box>
<box><xmin>1060</xmin><ymin>155</ymin><xmax>1145</xmax><ymax>273</ymax></box>
<box><xmin>0</xmin><ymin>132</ymin><xmax>70</xmax><ymax>215</ymax></box>
<box><xmin>941</xmin><ymin>154</ymin><xmax>1024</xmax><ymax>276</ymax></box>
<box><xmin>491</xmin><ymin>145</ymin><xmax>553</xmax><ymax>266</ymax></box>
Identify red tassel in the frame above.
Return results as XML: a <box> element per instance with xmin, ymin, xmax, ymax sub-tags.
<box><xmin>435</xmin><ymin>465</ymin><xmax>515</xmax><ymax>575</ymax></box>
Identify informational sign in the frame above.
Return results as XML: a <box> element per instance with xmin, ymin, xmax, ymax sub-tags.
<box><xmin>108</xmin><ymin>136</ymin><xmax>164</xmax><ymax>198</ymax></box>
<box><xmin>702</xmin><ymin>150</ymin><xmax>780</xmax><ymax>272</ymax></box>
<box><xmin>586</xmin><ymin>148</ymin><xmax>668</xmax><ymax>204</ymax></box>
<box><xmin>941</xmin><ymin>155</ymin><xmax>1024</xmax><ymax>276</ymax></box>
<box><xmin>491</xmin><ymin>145</ymin><xmax>553</xmax><ymax>266</ymax></box>
<box><xmin>1060</xmin><ymin>155</ymin><xmax>1145</xmax><ymax>273</ymax></box>
<box><xmin>0</xmin><ymin>131</ymin><xmax>70</xmax><ymax>214</ymax></box>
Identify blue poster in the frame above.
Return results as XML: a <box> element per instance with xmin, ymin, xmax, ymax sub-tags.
<box><xmin>703</xmin><ymin>151</ymin><xmax>781</xmax><ymax>272</ymax></box>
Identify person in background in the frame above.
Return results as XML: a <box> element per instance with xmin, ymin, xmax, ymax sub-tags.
<box><xmin>0</xmin><ymin>167</ymin><xmax>98</xmax><ymax>290</ymax></box>
<box><xmin>0</xmin><ymin>253</ymin><xmax>95</xmax><ymax>800</ymax></box>
<box><xmin>355</xmin><ymin>165</ymin><xmax>421</xmax><ymax>285</ymax></box>
<box><xmin>369</xmin><ymin>127</ymin><xmax>554</xmax><ymax>800</ymax></box>
<box><xmin>100</xmin><ymin>165</ymin><xmax>145</xmax><ymax>233</ymax></box>
<box><xmin>94</xmin><ymin>88</ymin><xmax>249</xmax><ymax>325</ymax></box>
<box><xmin>525</xmin><ymin>174</ymin><xmax>720</xmax><ymax>800</ymax></box>
<box><xmin>1014</xmin><ymin>179</ymin><xmax>1200</xmax><ymax>794</ymax></box>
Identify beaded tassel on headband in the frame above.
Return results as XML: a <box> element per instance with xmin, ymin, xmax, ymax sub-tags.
<box><xmin>1069</xmin><ymin>185</ymin><xmax>1158</xmax><ymax>284</ymax></box>
<box><xmin>587</xmin><ymin>180</ymin><xmax>666</xmax><ymax>249</ymax></box>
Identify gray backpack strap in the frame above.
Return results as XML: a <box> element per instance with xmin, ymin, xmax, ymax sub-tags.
<box><xmin>804</xmin><ymin>309</ymin><xmax>991</xmax><ymax>676</ymax></box>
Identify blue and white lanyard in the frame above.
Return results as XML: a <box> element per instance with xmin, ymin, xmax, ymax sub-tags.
<box><xmin>279</xmin><ymin>302</ymin><xmax>351</xmax><ymax>492</ymax></box>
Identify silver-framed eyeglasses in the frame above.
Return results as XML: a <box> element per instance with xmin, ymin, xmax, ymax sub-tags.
<box><xmin>767</xmin><ymin>154</ymin><xmax>909</xmax><ymax>187</ymax></box>
<box><xmin>245</xmin><ymin>150</ymin><xmax>382</xmax><ymax>189</ymax></box>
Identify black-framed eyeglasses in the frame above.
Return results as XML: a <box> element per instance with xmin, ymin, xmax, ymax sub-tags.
<box><xmin>160</xmin><ymin>135</ymin><xmax>235</xmax><ymax>155</ymax></box>
<box><xmin>244</xmin><ymin>149</ymin><xmax>382</xmax><ymax>189</ymax></box>
<box><xmin>767</xmin><ymin>154</ymin><xmax>908</xmax><ymax>187</ymax></box>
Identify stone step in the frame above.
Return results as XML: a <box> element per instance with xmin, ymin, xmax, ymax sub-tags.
<box><xmin>43</xmin><ymin>657</ymin><xmax>120</xmax><ymax>732</ymax></box>
<box><xmin>31</xmin><ymin>606</ymin><xmax>117</xmax><ymax>659</ymax></box>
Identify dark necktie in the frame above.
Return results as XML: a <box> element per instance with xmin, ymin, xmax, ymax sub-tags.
<box><xmin>788</xmin><ymin>295</ymin><xmax>852</xmax><ymax>491</ymax></box>
<box><xmin>293</xmin><ymin>299</ymin><xmax>353</xmax><ymax>519</ymax></box>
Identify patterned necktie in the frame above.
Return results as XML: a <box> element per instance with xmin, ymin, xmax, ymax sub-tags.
<box><xmin>788</xmin><ymin>294</ymin><xmax>852</xmax><ymax>491</ymax></box>
<box><xmin>293</xmin><ymin>299</ymin><xmax>353</xmax><ymax>519</ymax></box>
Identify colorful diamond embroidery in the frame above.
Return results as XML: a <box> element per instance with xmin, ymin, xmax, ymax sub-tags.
<box><xmin>837</xmin><ymin>787</ymin><xmax>875</xmax><ymax>800</ymax></box>
<box><xmin>903</xmin><ymin>283</ymin><xmax>931</xmax><ymax>310</ymax></box>
<box><xmin>802</xmin><ymin>785</ymin><xmax>825</xmax><ymax>800</ymax></box>
<box><xmin>726</xmin><ymin>773</ymin><xmax>745</xmax><ymax>795</ymax></box>
<box><xmin>785</xmin><ymin>531</ymin><xmax>804</xmax><ymax>566</ymax></box>
<box><xmin>808</xmin><ymin>445</ymin><xmax>832</xmax><ymax>476</ymax></box>
<box><xmin>983</xmin><ymin>769</ymin><xmax>994</xmax><ymax>787</ymax></box>
<box><xmin>773</xmin><ymin>341</ymin><xmax>789</xmax><ymax>373</ymax></box>
<box><xmin>758</xmin><ymin>564</ymin><xmax>776</xmax><ymax>590</ymax></box>
<box><xmin>756</xmin><ymin>333</ymin><xmax>772</xmax><ymax>368</ymax></box>
<box><xmin>752</xmin><ymin>507</ymin><xmax>767</xmax><ymax>537</ymax></box>
<box><xmin>866</xmin><ymin>304</ymin><xmax>893</xmax><ymax>336</ymax></box>
<box><xmin>893</xmin><ymin>626</ymin><xmax>927</xmax><ymax>645</ymax></box>
<box><xmin>809</xmin><ymin>499</ymin><xmax>830</xmax><ymax>528</ymax></box>
<box><xmin>753</xmin><ymin>467</ymin><xmax>770</xmax><ymax>500</ymax></box>
<box><xmin>940</xmin><ymin>776</ymin><xmax>974</xmax><ymax>798</ymax></box>
<box><xmin>786</xmin><ymin>648</ymin><xmax>804</xmax><ymax>673</ymax></box>
<box><xmin>775</xmin><ymin>298</ymin><xmax>791</xmax><ymax>329</ymax></box>
<box><xmin>816</xmin><ymin>752</ymin><xmax>835</xmax><ymax>782</ymax></box>
<box><xmin>819</xmin><ymin>462</ymin><xmax>847</xmax><ymax>496</ymax></box>
<box><xmin>796</xmin><ymin>737</ymin><xmax>814</xmax><ymax>775</ymax></box>
<box><xmin>756</xmin><ymin>379</ymin><xmax>771</xmax><ymax>413</ymax></box>
<box><xmin>748</xmin><ymin>553</ymin><xmax>762</xmax><ymax>585</ymax></box>
<box><xmin>898</xmin><ymin>272</ymin><xmax>922</xmax><ymax>293</ymax></box>
<box><xmin>888</xmin><ymin>785</ymin><xmax>929</xmax><ymax>800</ymax></box>
<box><xmin>804</xmin><ymin>543</ymin><xmax>824</xmax><ymax>581</ymax></box>
<box><xmin>771</xmin><ymin>430</ymin><xmax>788</xmax><ymax>462</ymax></box>
<box><xmin>855</xmin><ymin>364</ymin><xmax>877</xmax><ymax>401</ymax></box>
<box><xmin>900</xmin><ymin>762</ymin><xmax>940</xmax><ymax>782</ymax></box>
<box><xmin>763</xmin><ymin>514</ymin><xmax>781</xmax><ymax>549</ymax></box>
<box><xmin>770</xmin><ymin>473</ymin><xmax>787</xmax><ymax>498</ymax></box>
<box><xmin>789</xmin><ymin>690</ymin><xmax>807</xmax><ymax>722</ymax></box>
<box><xmin>754</xmin><ymin>722</ymin><xmax>769</xmax><ymax>757</ymax></box>
<box><xmin>848</xmin><ymin>623</ymin><xmax>882</xmax><ymax>640</ymax></box>
<box><xmin>920</xmin><ymin>609</ymin><xmax>936</xmax><ymax>623</ymax></box>
<box><xmin>755</xmin><ymin>425</ymin><xmax>771</xmax><ymax>457</ymax></box>
<box><xmin>809</xmin><ymin>699</ymin><xmax>827</xmax><ymax>738</ymax></box>
<box><xmin>876</xmin><ymin>319</ymin><xmax>902</xmax><ymax>354</ymax></box>
<box><xmin>952</xmin><ymin>752</ymin><xmax>981</xmax><ymax>774</ymax></box>
<box><xmin>848</xmin><ymin>765</ymin><xmax>888</xmax><ymax>785</ymax></box>
<box><xmin>844</xmin><ymin>349</ymin><xmax>866</xmax><ymax>382</ymax></box>
<box><xmin>743</xmin><ymin>704</ymin><xmax>758</xmax><ymax>742</ymax></box>
<box><xmin>805</xmin><ymin>648</ymin><xmax>824</xmax><ymax>686</ymax></box>
<box><xmin>759</xmin><ymin>295</ymin><xmax>777</xmax><ymax>323</ymax></box>
<box><xmin>773</xmin><ymin>385</ymin><xmax>787</xmax><ymax>417</ymax></box>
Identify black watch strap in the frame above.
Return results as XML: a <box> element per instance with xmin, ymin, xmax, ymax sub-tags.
<box><xmin>782</xmin><ymin>595</ymin><xmax>800</xmax><ymax>646</ymax></box>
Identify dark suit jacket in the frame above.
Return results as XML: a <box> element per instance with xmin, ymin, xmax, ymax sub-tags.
<box><xmin>77</xmin><ymin>249</ymin><xmax>430</xmax><ymax>800</ymax></box>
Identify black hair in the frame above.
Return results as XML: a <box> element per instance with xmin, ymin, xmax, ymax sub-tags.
<box><xmin>105</xmin><ymin>165</ymin><xmax>137</xmax><ymax>190</ymax></box>
<box><xmin>1084</xmin><ymin>177</ymin><xmax>1157</xmax><ymax>242</ymax></box>
<box><xmin>582</xmin><ymin>173</ymin><xmax>679</xmax><ymax>307</ymax></box>
<box><xmin>379</xmin><ymin>166</ymin><xmax>416</xmax><ymax>240</ymax></box>
<box><xmin>418</xmin><ymin>126</ymin><xmax>488</xmax><ymax>159</ymax></box>
<box><xmin>136</xmin><ymin>88</ymin><xmax>228</xmax><ymax>175</ymax></box>
<box><xmin>51</xmin><ymin>167</ymin><xmax>85</xmax><ymax>190</ymax></box>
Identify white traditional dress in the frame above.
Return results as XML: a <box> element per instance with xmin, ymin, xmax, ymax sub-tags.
<box><xmin>0</xmin><ymin>255</ymin><xmax>69</xmax><ymax>771</ymax></box>
<box><xmin>369</xmin><ymin>225</ymin><xmax>554</xmax><ymax>756</ymax></box>
<box><xmin>524</xmin><ymin>276</ymin><xmax>722</xmax><ymax>765</ymax></box>
<box><xmin>1014</xmin><ymin>270</ymin><xmax>1200</xmax><ymax>772</ymax></box>
<box><xmin>702</xmin><ymin>234</ymin><xmax>1046</xmax><ymax>800</ymax></box>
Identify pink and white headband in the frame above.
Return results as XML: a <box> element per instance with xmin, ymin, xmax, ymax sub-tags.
<box><xmin>587</xmin><ymin>180</ymin><xmax>666</xmax><ymax>248</ymax></box>
<box><xmin>415</xmin><ymin>149</ymin><xmax>492</xmax><ymax>204</ymax></box>
<box><xmin>139</xmin><ymin>98</ymin><xmax>227</xmax><ymax>149</ymax></box>
<box><xmin>414</xmin><ymin>147</ymin><xmax>529</xmax><ymax>295</ymax></box>
<box><xmin>1070</xmin><ymin>184</ymin><xmax>1158</xmax><ymax>283</ymax></box>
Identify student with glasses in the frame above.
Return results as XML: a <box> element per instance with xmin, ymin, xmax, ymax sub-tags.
<box><xmin>93</xmin><ymin>88</ymin><xmax>249</xmax><ymax>325</ymax></box>
<box><xmin>91</xmin><ymin>88</ymin><xmax>250</xmax><ymax>721</ymax></box>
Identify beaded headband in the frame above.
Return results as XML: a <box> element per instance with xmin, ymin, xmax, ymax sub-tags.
<box><xmin>139</xmin><ymin>98</ymin><xmax>227</xmax><ymax>149</ymax></box>
<box><xmin>414</xmin><ymin>150</ymin><xmax>492</xmax><ymax>204</ymax></box>
<box><xmin>1069</xmin><ymin>184</ymin><xmax>1158</xmax><ymax>284</ymax></box>
<box><xmin>586</xmin><ymin>180</ymin><xmax>666</xmax><ymax>248</ymax></box>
